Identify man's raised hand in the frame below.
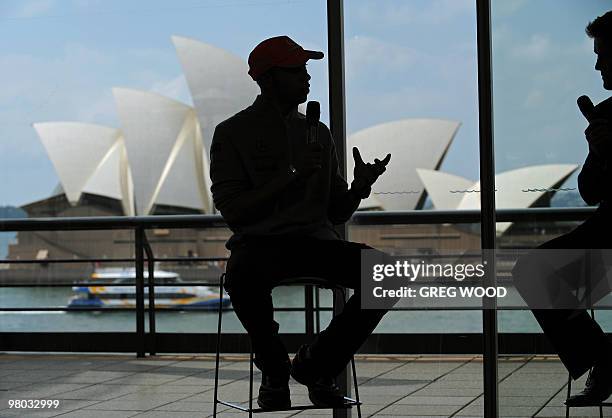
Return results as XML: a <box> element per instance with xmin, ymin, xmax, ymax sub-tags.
<box><xmin>351</xmin><ymin>147</ymin><xmax>391</xmax><ymax>198</ymax></box>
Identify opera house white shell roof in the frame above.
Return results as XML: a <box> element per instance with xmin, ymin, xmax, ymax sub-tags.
<box><xmin>418</xmin><ymin>164</ymin><xmax>579</xmax><ymax>233</ymax></box>
<box><xmin>416</xmin><ymin>168</ymin><xmax>474</xmax><ymax>210</ymax></box>
<box><xmin>34</xmin><ymin>122</ymin><xmax>119</xmax><ymax>206</ymax></box>
<box><xmin>113</xmin><ymin>87</ymin><xmax>209</xmax><ymax>216</ymax></box>
<box><xmin>33</xmin><ymin>122</ymin><xmax>134</xmax><ymax>216</ymax></box>
<box><xmin>457</xmin><ymin>164</ymin><xmax>578</xmax><ymax>211</ymax></box>
<box><xmin>172</xmin><ymin>35</ymin><xmax>258</xmax><ymax>155</ymax></box>
<box><xmin>33</xmin><ymin>37</ymin><xmax>259</xmax><ymax>216</ymax></box>
<box><xmin>172</xmin><ymin>35</ymin><xmax>259</xmax><ymax>208</ymax></box>
<box><xmin>31</xmin><ymin>35</ymin><xmax>580</xmax><ymax>233</ymax></box>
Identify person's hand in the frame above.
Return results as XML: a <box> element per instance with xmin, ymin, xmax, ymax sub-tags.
<box><xmin>585</xmin><ymin>118</ymin><xmax>612</xmax><ymax>160</ymax></box>
<box><xmin>293</xmin><ymin>142</ymin><xmax>323</xmax><ymax>178</ymax></box>
<box><xmin>351</xmin><ymin>147</ymin><xmax>391</xmax><ymax>198</ymax></box>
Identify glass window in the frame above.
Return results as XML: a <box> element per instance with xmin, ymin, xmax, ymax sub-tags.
<box><xmin>0</xmin><ymin>0</ymin><xmax>327</xmax><ymax>217</ymax></box>
<box><xmin>344</xmin><ymin>0</ymin><xmax>484</xmax><ymax>413</ymax></box>
<box><xmin>492</xmin><ymin>2</ymin><xmax>612</xmax><ymax>416</ymax></box>
<box><xmin>0</xmin><ymin>0</ymin><xmax>327</xmax><ymax>334</ymax></box>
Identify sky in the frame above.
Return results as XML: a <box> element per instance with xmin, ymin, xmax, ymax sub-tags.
<box><xmin>0</xmin><ymin>0</ymin><xmax>610</xmax><ymax>207</ymax></box>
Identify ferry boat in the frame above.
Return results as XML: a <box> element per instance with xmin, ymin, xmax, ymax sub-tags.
<box><xmin>67</xmin><ymin>268</ymin><xmax>230</xmax><ymax>311</ymax></box>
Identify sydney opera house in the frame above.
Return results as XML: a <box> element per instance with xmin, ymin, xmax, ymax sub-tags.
<box><xmin>6</xmin><ymin>35</ymin><xmax>579</xmax><ymax>280</ymax></box>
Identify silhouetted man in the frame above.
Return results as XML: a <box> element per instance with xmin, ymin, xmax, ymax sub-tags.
<box><xmin>209</xmin><ymin>36</ymin><xmax>392</xmax><ymax>409</ymax></box>
<box><xmin>513</xmin><ymin>11</ymin><xmax>612</xmax><ymax>406</ymax></box>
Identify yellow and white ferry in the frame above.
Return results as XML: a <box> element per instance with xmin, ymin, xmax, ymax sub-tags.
<box><xmin>67</xmin><ymin>268</ymin><xmax>230</xmax><ymax>310</ymax></box>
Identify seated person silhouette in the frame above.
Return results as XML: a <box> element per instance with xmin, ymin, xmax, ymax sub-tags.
<box><xmin>513</xmin><ymin>11</ymin><xmax>612</xmax><ymax>407</ymax></box>
<box><xmin>209</xmin><ymin>36</ymin><xmax>392</xmax><ymax>409</ymax></box>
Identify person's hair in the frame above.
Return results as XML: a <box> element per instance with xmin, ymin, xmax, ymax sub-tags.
<box><xmin>586</xmin><ymin>11</ymin><xmax>612</xmax><ymax>41</ymax></box>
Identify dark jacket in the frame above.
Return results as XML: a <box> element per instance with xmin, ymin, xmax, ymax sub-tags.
<box><xmin>577</xmin><ymin>96</ymin><xmax>612</xmax><ymax>208</ymax></box>
<box><xmin>209</xmin><ymin>95</ymin><xmax>361</xmax><ymax>250</ymax></box>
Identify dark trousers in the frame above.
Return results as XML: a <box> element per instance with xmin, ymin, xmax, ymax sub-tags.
<box><xmin>513</xmin><ymin>209</ymin><xmax>612</xmax><ymax>379</ymax></box>
<box><xmin>224</xmin><ymin>236</ymin><xmax>389</xmax><ymax>378</ymax></box>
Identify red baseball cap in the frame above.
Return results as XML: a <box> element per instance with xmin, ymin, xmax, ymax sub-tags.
<box><xmin>248</xmin><ymin>36</ymin><xmax>324</xmax><ymax>80</ymax></box>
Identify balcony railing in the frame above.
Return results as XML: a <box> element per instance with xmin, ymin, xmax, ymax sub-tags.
<box><xmin>0</xmin><ymin>207</ymin><xmax>606</xmax><ymax>357</ymax></box>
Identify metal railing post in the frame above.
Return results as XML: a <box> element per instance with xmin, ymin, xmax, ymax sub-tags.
<box><xmin>143</xmin><ymin>234</ymin><xmax>156</xmax><ymax>356</ymax></box>
<box><xmin>135</xmin><ymin>227</ymin><xmax>146</xmax><ymax>358</ymax></box>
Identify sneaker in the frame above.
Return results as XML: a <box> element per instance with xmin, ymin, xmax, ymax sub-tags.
<box><xmin>257</xmin><ymin>373</ymin><xmax>291</xmax><ymax>410</ymax></box>
<box><xmin>290</xmin><ymin>345</ymin><xmax>347</xmax><ymax>407</ymax></box>
<box><xmin>565</xmin><ymin>362</ymin><xmax>612</xmax><ymax>407</ymax></box>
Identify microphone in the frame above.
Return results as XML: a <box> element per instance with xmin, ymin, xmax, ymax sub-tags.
<box><xmin>306</xmin><ymin>101</ymin><xmax>320</xmax><ymax>145</ymax></box>
<box><xmin>578</xmin><ymin>95</ymin><xmax>596</xmax><ymax>122</ymax></box>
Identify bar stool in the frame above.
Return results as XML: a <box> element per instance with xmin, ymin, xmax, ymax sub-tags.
<box><xmin>212</xmin><ymin>273</ymin><xmax>362</xmax><ymax>417</ymax></box>
<box><xmin>565</xmin><ymin>309</ymin><xmax>612</xmax><ymax>418</ymax></box>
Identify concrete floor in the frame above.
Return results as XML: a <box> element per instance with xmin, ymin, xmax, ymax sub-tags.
<box><xmin>0</xmin><ymin>353</ymin><xmax>610</xmax><ymax>417</ymax></box>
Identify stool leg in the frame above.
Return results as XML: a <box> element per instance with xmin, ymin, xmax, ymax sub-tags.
<box><xmin>315</xmin><ymin>286</ymin><xmax>321</xmax><ymax>334</ymax></box>
<box><xmin>593</xmin><ymin>310</ymin><xmax>602</xmax><ymax>418</ymax></box>
<box><xmin>565</xmin><ymin>373</ymin><xmax>571</xmax><ymax>418</ymax></box>
<box><xmin>249</xmin><ymin>347</ymin><xmax>254</xmax><ymax>418</ymax></box>
<box><xmin>345</xmin><ymin>283</ymin><xmax>360</xmax><ymax>417</ymax></box>
<box><xmin>213</xmin><ymin>273</ymin><xmax>225</xmax><ymax>418</ymax></box>
<box><xmin>565</xmin><ymin>310</ymin><xmax>598</xmax><ymax>418</ymax></box>
<box><xmin>351</xmin><ymin>356</ymin><xmax>362</xmax><ymax>418</ymax></box>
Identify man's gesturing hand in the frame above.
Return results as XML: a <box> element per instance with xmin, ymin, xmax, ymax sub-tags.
<box><xmin>351</xmin><ymin>147</ymin><xmax>391</xmax><ymax>198</ymax></box>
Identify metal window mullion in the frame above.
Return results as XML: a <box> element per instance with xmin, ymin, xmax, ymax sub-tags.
<box><xmin>327</xmin><ymin>1</ymin><xmax>350</xmax><ymax>417</ymax></box>
<box><xmin>476</xmin><ymin>0</ymin><xmax>498</xmax><ymax>417</ymax></box>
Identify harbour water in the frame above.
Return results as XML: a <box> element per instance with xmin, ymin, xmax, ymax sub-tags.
<box><xmin>2</xmin><ymin>286</ymin><xmax>611</xmax><ymax>335</ymax></box>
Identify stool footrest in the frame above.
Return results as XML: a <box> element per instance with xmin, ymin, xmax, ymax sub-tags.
<box><xmin>217</xmin><ymin>397</ymin><xmax>361</xmax><ymax>413</ymax></box>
